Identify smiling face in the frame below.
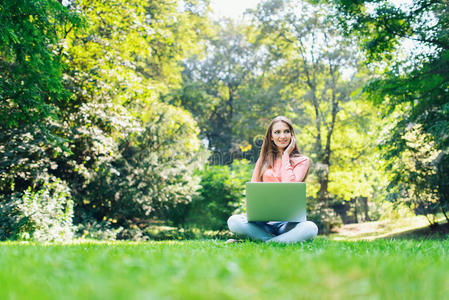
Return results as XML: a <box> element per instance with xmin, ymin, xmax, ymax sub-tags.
<box><xmin>271</xmin><ymin>121</ymin><xmax>292</xmax><ymax>151</ymax></box>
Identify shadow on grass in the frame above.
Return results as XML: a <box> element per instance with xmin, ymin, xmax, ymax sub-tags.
<box><xmin>382</xmin><ymin>222</ymin><xmax>449</xmax><ymax>240</ymax></box>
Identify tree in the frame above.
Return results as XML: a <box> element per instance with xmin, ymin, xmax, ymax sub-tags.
<box><xmin>0</xmin><ymin>0</ymin><xmax>84</xmax><ymax>241</ymax></box>
<box><xmin>0</xmin><ymin>0</ymin><xmax>211</xmax><ymax>240</ymax></box>
<box><xmin>58</xmin><ymin>0</ymin><xmax>210</xmax><ymax>231</ymax></box>
<box><xmin>170</xmin><ymin>20</ymin><xmax>274</xmax><ymax>164</ymax></box>
<box><xmin>327</xmin><ymin>0</ymin><xmax>449</xmax><ymax>221</ymax></box>
<box><xmin>0</xmin><ymin>0</ymin><xmax>83</xmax><ymax>131</ymax></box>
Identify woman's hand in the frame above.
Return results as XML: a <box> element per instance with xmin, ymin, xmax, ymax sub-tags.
<box><xmin>285</xmin><ymin>136</ymin><xmax>296</xmax><ymax>155</ymax></box>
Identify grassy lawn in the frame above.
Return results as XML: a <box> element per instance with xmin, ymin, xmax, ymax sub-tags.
<box><xmin>1</xmin><ymin>238</ymin><xmax>449</xmax><ymax>300</ymax></box>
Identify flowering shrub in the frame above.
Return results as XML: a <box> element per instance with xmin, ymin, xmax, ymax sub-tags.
<box><xmin>0</xmin><ymin>176</ymin><xmax>74</xmax><ymax>242</ymax></box>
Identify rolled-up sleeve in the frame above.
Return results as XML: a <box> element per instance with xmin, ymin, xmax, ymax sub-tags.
<box><xmin>280</xmin><ymin>154</ymin><xmax>310</xmax><ymax>182</ymax></box>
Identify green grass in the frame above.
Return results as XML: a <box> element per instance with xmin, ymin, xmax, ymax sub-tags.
<box><xmin>1</xmin><ymin>238</ymin><xmax>449</xmax><ymax>300</ymax></box>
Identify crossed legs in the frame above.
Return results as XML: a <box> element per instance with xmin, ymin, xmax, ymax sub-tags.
<box><xmin>227</xmin><ymin>214</ymin><xmax>318</xmax><ymax>243</ymax></box>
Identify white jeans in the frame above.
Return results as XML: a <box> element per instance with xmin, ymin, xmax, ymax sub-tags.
<box><xmin>227</xmin><ymin>214</ymin><xmax>318</xmax><ymax>243</ymax></box>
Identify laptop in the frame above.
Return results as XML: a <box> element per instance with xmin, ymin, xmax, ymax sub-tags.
<box><xmin>246</xmin><ymin>182</ymin><xmax>306</xmax><ymax>222</ymax></box>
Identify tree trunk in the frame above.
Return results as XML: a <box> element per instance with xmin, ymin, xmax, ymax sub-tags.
<box><xmin>353</xmin><ymin>198</ymin><xmax>359</xmax><ymax>223</ymax></box>
<box><xmin>361</xmin><ymin>196</ymin><xmax>370</xmax><ymax>221</ymax></box>
<box><xmin>318</xmin><ymin>173</ymin><xmax>329</xmax><ymax>206</ymax></box>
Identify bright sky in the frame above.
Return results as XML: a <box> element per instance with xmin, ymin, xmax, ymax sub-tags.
<box><xmin>209</xmin><ymin>0</ymin><xmax>261</xmax><ymax>20</ymax></box>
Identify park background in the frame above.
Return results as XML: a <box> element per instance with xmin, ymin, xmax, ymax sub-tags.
<box><xmin>2</xmin><ymin>1</ymin><xmax>449</xmax><ymax>299</ymax></box>
<box><xmin>1</xmin><ymin>0</ymin><xmax>448</xmax><ymax>242</ymax></box>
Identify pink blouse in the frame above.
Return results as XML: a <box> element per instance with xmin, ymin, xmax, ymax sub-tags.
<box><xmin>251</xmin><ymin>154</ymin><xmax>311</xmax><ymax>183</ymax></box>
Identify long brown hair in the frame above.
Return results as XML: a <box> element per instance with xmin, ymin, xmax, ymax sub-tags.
<box><xmin>256</xmin><ymin>116</ymin><xmax>301</xmax><ymax>181</ymax></box>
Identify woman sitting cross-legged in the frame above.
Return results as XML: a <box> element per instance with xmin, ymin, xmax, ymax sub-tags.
<box><xmin>227</xmin><ymin>116</ymin><xmax>318</xmax><ymax>243</ymax></box>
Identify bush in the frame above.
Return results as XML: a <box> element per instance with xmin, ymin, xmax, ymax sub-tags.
<box><xmin>76</xmin><ymin>104</ymin><xmax>208</xmax><ymax>232</ymax></box>
<box><xmin>0</xmin><ymin>176</ymin><xmax>74</xmax><ymax>242</ymax></box>
<box><xmin>0</xmin><ymin>101</ymin><xmax>208</xmax><ymax>240</ymax></box>
<box><xmin>76</xmin><ymin>220</ymin><xmax>124</xmax><ymax>241</ymax></box>
<box><xmin>184</xmin><ymin>159</ymin><xmax>253</xmax><ymax>230</ymax></box>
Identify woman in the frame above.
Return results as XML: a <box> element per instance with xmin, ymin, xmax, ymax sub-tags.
<box><xmin>227</xmin><ymin>116</ymin><xmax>318</xmax><ymax>243</ymax></box>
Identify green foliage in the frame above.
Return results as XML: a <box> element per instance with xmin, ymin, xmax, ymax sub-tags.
<box><xmin>327</xmin><ymin>0</ymin><xmax>449</xmax><ymax>221</ymax></box>
<box><xmin>184</xmin><ymin>159</ymin><xmax>253</xmax><ymax>230</ymax></box>
<box><xmin>0</xmin><ymin>120</ymin><xmax>68</xmax><ymax>196</ymax></box>
<box><xmin>0</xmin><ymin>0</ymin><xmax>83</xmax><ymax>129</ymax></box>
<box><xmin>76</xmin><ymin>220</ymin><xmax>124</xmax><ymax>241</ymax></box>
<box><xmin>383</xmin><ymin>124</ymin><xmax>449</xmax><ymax>223</ymax></box>
<box><xmin>55</xmin><ymin>0</ymin><xmax>210</xmax><ymax>235</ymax></box>
<box><xmin>0</xmin><ymin>0</ymin><xmax>211</xmax><ymax>241</ymax></box>
<box><xmin>0</xmin><ymin>176</ymin><xmax>74</xmax><ymax>242</ymax></box>
<box><xmin>170</xmin><ymin>21</ymin><xmax>272</xmax><ymax>164</ymax></box>
<box><xmin>77</xmin><ymin>104</ymin><xmax>208</xmax><ymax>230</ymax></box>
<box><xmin>64</xmin><ymin>0</ymin><xmax>208</xmax><ymax>111</ymax></box>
